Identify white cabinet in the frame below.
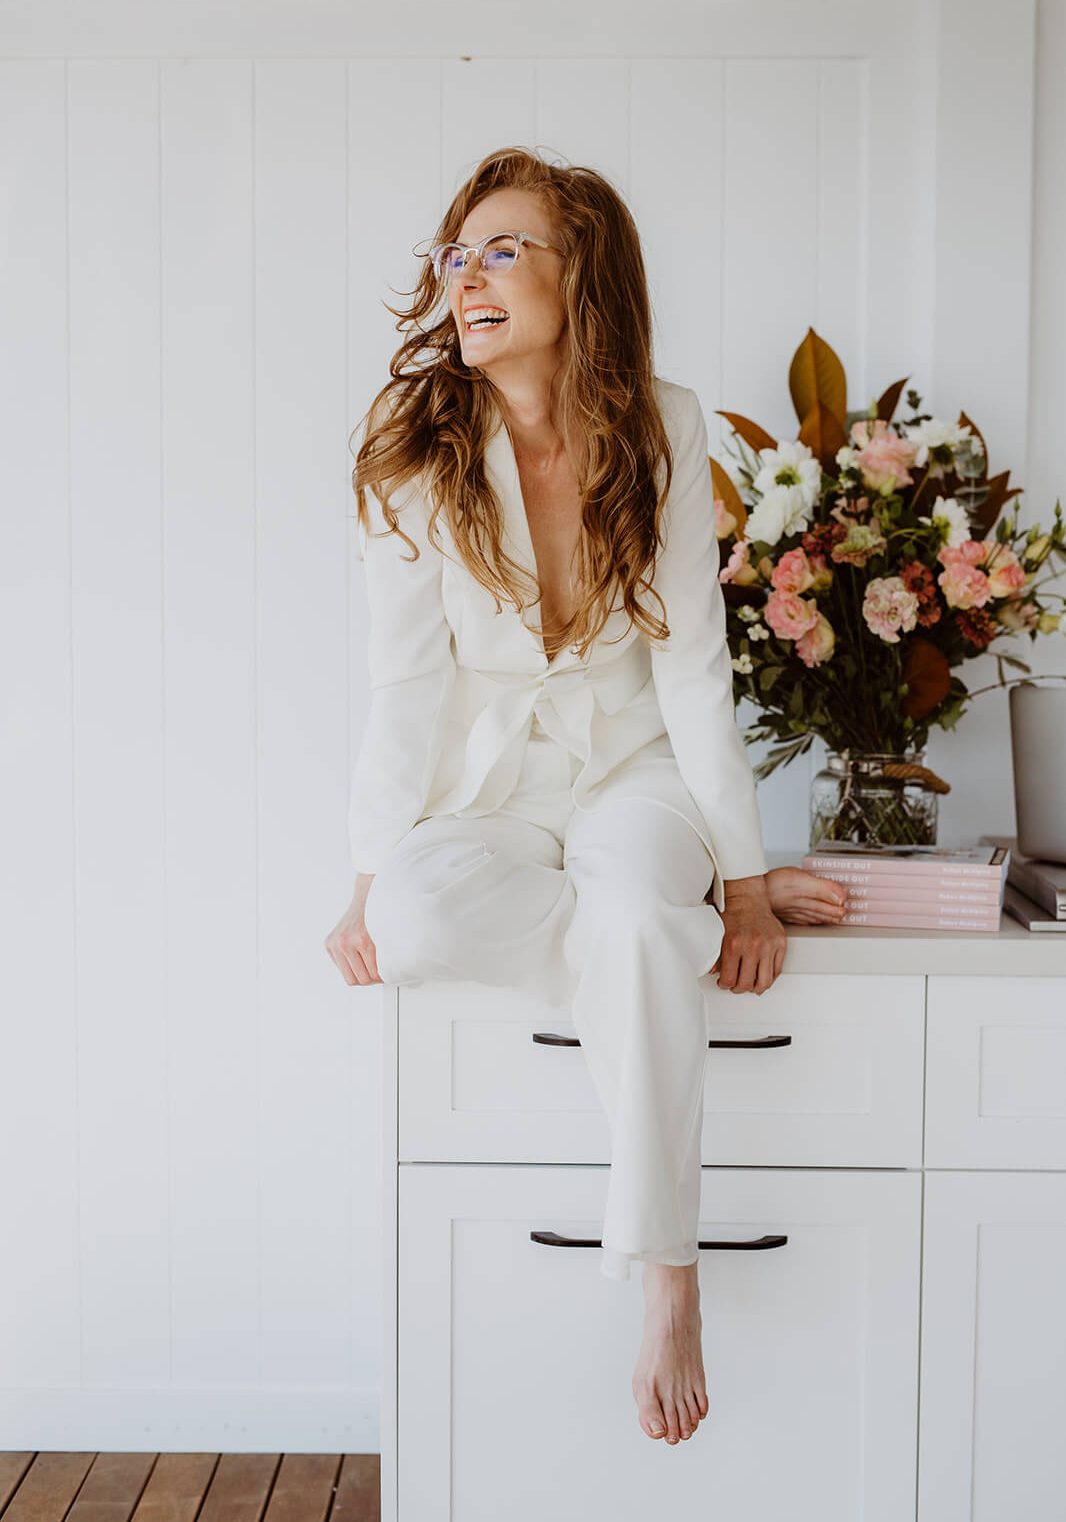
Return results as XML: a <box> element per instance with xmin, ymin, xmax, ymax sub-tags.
<box><xmin>381</xmin><ymin>922</ymin><xmax>1066</xmax><ymax>1521</ymax></box>
<box><xmin>399</xmin><ymin>972</ymin><xmax>925</xmax><ymax>1167</ymax></box>
<box><xmin>925</xmin><ymin>974</ymin><xmax>1066</xmax><ymax>1168</ymax></box>
<box><xmin>399</xmin><ymin>1165</ymin><xmax>920</xmax><ymax>1522</ymax></box>
<box><xmin>918</xmin><ymin>1172</ymin><xmax>1066</xmax><ymax>1521</ymax></box>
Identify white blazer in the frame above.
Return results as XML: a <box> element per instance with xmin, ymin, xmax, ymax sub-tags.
<box><xmin>348</xmin><ymin>376</ymin><xmax>768</xmax><ymax>911</ymax></box>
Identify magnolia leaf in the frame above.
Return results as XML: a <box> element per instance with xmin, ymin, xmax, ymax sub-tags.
<box><xmin>970</xmin><ymin>469</ymin><xmax>1023</xmax><ymax>540</ymax></box>
<box><xmin>797</xmin><ymin>400</ymin><xmax>847</xmax><ymax>471</ymax></box>
<box><xmin>709</xmin><ymin>457</ymin><xmax>747</xmax><ymax>535</ymax></box>
<box><xmin>715</xmin><ymin>411</ymin><xmax>778</xmax><ymax>453</ymax></box>
<box><xmin>788</xmin><ymin>327</ymin><xmax>847</xmax><ymax>430</ymax></box>
<box><xmin>876</xmin><ymin>377</ymin><xmax>909</xmax><ymax>423</ymax></box>
<box><xmin>901</xmin><ymin>637</ymin><xmax>951</xmax><ymax>720</ymax></box>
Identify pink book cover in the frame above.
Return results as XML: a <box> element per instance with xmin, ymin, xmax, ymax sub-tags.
<box><xmin>803</xmin><ymin>843</ymin><xmax>1009</xmax><ymax>880</ymax></box>
<box><xmin>808</xmin><ymin>866</ymin><xmax>1006</xmax><ymax>895</ymax></box>
<box><xmin>834</xmin><ymin>882</ymin><xmax>1003</xmax><ymax>908</ymax></box>
<box><xmin>837</xmin><ymin>908</ymin><xmax>1001</xmax><ymax>932</ymax></box>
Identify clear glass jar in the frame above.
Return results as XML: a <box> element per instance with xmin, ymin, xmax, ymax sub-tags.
<box><xmin>810</xmin><ymin>749</ymin><xmax>941</xmax><ymax>849</ymax></box>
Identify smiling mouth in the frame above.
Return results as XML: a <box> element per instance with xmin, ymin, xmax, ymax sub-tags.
<box><xmin>464</xmin><ymin>312</ymin><xmax>510</xmax><ymax>332</ymax></box>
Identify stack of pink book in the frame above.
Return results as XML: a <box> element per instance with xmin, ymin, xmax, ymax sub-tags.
<box><xmin>801</xmin><ymin>843</ymin><xmax>1010</xmax><ymax>932</ymax></box>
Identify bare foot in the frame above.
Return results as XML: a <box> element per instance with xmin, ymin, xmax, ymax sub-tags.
<box><xmin>766</xmin><ymin>865</ymin><xmax>848</xmax><ymax>925</ymax></box>
<box><xmin>632</xmin><ymin>1261</ymin><xmax>708</xmax><ymax>1443</ymax></box>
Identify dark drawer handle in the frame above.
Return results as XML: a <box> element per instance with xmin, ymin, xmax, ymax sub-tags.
<box><xmin>531</xmin><ymin>1230</ymin><xmax>788</xmax><ymax>1251</ymax></box>
<box><xmin>532</xmin><ymin>1031</ymin><xmax>792</xmax><ymax>1049</ymax></box>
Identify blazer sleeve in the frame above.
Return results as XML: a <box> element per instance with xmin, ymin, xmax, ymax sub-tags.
<box><xmin>648</xmin><ymin>386</ymin><xmax>769</xmax><ymax>882</ymax></box>
<box><xmin>348</xmin><ymin>475</ymin><xmax>457</xmax><ymax>876</ymax></box>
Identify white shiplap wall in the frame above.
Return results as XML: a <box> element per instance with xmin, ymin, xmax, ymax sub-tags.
<box><xmin>1</xmin><ymin>0</ymin><xmax>1059</xmax><ymax>1451</ymax></box>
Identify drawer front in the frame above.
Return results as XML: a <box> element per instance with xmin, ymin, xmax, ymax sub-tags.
<box><xmin>397</xmin><ymin>1162</ymin><xmax>921</xmax><ymax>1522</ymax></box>
<box><xmin>399</xmin><ymin>972</ymin><xmax>925</xmax><ymax>1167</ymax></box>
<box><xmin>925</xmin><ymin>974</ymin><xmax>1066</xmax><ymax>1168</ymax></box>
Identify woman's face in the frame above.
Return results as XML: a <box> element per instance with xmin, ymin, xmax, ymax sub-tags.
<box><xmin>447</xmin><ymin>189</ymin><xmax>567</xmax><ymax>378</ymax></box>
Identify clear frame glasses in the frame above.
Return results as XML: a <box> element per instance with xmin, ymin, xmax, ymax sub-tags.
<box><xmin>422</xmin><ymin>229</ymin><xmax>565</xmax><ymax>281</ymax></box>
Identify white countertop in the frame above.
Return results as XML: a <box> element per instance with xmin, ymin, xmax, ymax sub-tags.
<box><xmin>765</xmin><ymin>850</ymin><xmax>1066</xmax><ymax>977</ymax></box>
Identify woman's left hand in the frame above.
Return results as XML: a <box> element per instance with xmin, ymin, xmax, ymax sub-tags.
<box><xmin>714</xmin><ymin>882</ymin><xmax>788</xmax><ymax>995</ymax></box>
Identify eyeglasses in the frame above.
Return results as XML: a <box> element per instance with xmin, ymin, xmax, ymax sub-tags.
<box><xmin>423</xmin><ymin>229</ymin><xmax>565</xmax><ymax>281</ymax></box>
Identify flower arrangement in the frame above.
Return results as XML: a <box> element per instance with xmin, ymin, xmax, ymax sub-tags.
<box><xmin>711</xmin><ymin>330</ymin><xmax>1066</xmax><ymax>816</ymax></box>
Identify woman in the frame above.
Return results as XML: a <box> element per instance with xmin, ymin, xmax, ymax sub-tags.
<box><xmin>324</xmin><ymin>147</ymin><xmax>847</xmax><ymax>1447</ymax></box>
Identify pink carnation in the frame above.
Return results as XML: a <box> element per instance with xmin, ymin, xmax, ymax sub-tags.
<box><xmin>765</xmin><ymin>589</ymin><xmax>820</xmax><ymax>641</ymax></box>
<box><xmin>849</xmin><ymin>418</ymin><xmax>916</xmax><ymax>492</ymax></box>
<box><xmin>770</xmin><ymin>546</ymin><xmax>816</xmax><ymax>594</ymax></box>
<box><xmin>937</xmin><ymin>540</ymin><xmax>985</xmax><ymax>568</ymax></box>
<box><xmin>796</xmin><ymin>612</ymin><xmax>836</xmax><ymax>668</ymax></box>
<box><xmin>862</xmin><ymin>576</ymin><xmax>919</xmax><ymax>643</ymax></box>
<box><xmin>938</xmin><ymin>562</ymin><xmax>992</xmax><ymax>610</ymax></box>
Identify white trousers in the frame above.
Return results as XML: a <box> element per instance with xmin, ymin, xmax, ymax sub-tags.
<box><xmin>364</xmin><ymin>714</ymin><xmax>726</xmax><ymax>1281</ymax></box>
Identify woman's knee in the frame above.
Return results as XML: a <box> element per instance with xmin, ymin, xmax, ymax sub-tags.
<box><xmin>364</xmin><ymin>835</ymin><xmax>497</xmax><ymax>980</ymax></box>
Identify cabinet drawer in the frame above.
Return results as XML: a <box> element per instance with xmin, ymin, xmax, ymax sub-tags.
<box><xmin>397</xmin><ymin>1162</ymin><xmax>921</xmax><ymax>1522</ymax></box>
<box><xmin>398</xmin><ymin>972</ymin><xmax>925</xmax><ymax>1167</ymax></box>
<box><xmin>925</xmin><ymin>974</ymin><xmax>1066</xmax><ymax>1168</ymax></box>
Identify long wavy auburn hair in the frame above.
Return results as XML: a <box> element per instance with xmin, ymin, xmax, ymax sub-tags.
<box><xmin>350</xmin><ymin>145</ymin><xmax>685</xmax><ymax>659</ymax></box>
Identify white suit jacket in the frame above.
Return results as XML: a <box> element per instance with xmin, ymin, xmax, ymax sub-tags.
<box><xmin>348</xmin><ymin>376</ymin><xmax>768</xmax><ymax>911</ymax></box>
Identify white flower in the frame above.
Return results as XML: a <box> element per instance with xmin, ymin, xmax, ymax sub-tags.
<box><xmin>835</xmin><ymin>445</ymin><xmax>861</xmax><ymax>472</ymax></box>
<box><xmin>753</xmin><ymin>439</ymin><xmax>823</xmax><ymax>509</ymax></box>
<box><xmin>745</xmin><ymin>484</ymin><xmax>813</xmax><ymax>546</ymax></box>
<box><xmin>748</xmin><ymin>623</ymin><xmax>770</xmax><ymax>640</ymax></box>
<box><xmin>731</xmin><ymin>651</ymin><xmax>754</xmax><ymax>674</ymax></box>
<box><xmin>901</xmin><ymin>418</ymin><xmax>973</xmax><ymax>467</ymax></box>
<box><xmin>917</xmin><ymin>493</ymin><xmax>971</xmax><ymax>546</ymax></box>
<box><xmin>745</xmin><ymin>439</ymin><xmax>821</xmax><ymax>545</ymax></box>
<box><xmin>737</xmin><ymin>603</ymin><xmax>760</xmax><ymax>622</ymax></box>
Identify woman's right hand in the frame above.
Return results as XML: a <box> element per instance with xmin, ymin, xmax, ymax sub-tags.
<box><xmin>324</xmin><ymin>873</ymin><xmax>383</xmax><ymax>986</ymax></box>
<box><xmin>765</xmin><ymin>865</ymin><xmax>848</xmax><ymax>925</ymax></box>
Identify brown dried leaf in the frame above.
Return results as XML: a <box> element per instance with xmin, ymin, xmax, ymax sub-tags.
<box><xmin>901</xmin><ymin>637</ymin><xmax>951</xmax><ymax>720</ymax></box>
<box><xmin>797</xmin><ymin>401</ymin><xmax>847</xmax><ymax>472</ymax></box>
<box><xmin>876</xmin><ymin>378</ymin><xmax>909</xmax><ymax>423</ymax></box>
<box><xmin>710</xmin><ymin>457</ymin><xmax>747</xmax><ymax>535</ymax></box>
<box><xmin>715</xmin><ymin>411</ymin><xmax>778</xmax><ymax>453</ymax></box>
<box><xmin>788</xmin><ymin>327</ymin><xmax>847</xmax><ymax>430</ymax></box>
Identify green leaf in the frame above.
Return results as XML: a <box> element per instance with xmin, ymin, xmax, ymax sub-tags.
<box><xmin>759</xmin><ymin>666</ymin><xmax>784</xmax><ymax>692</ymax></box>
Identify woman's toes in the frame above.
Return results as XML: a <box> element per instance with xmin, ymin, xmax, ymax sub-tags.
<box><xmin>662</xmin><ymin>1400</ymin><xmax>682</xmax><ymax>1443</ymax></box>
<box><xmin>639</xmin><ymin>1400</ymin><xmax>667</xmax><ymax>1439</ymax></box>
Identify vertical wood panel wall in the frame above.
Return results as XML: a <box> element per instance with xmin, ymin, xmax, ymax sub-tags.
<box><xmin>0</xmin><ymin>0</ymin><xmax>1051</xmax><ymax>1450</ymax></box>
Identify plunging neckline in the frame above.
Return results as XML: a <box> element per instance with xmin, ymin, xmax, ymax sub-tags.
<box><xmin>496</xmin><ymin>415</ymin><xmax>579</xmax><ymax>670</ymax></box>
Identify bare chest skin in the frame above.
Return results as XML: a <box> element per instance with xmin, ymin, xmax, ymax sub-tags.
<box><xmin>513</xmin><ymin>450</ymin><xmax>584</xmax><ymax>662</ymax></box>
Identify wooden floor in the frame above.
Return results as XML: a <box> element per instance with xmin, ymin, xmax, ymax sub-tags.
<box><xmin>0</xmin><ymin>1453</ymin><xmax>379</xmax><ymax>1522</ymax></box>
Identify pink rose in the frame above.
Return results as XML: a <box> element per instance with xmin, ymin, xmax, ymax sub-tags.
<box><xmin>980</xmin><ymin>542</ymin><xmax>1027</xmax><ymax>597</ymax></box>
<box><xmin>714</xmin><ymin>498</ymin><xmax>738</xmax><ymax>540</ymax></box>
<box><xmin>795</xmin><ymin>612</ymin><xmax>836</xmax><ymax>668</ymax></box>
<box><xmin>849</xmin><ymin>418</ymin><xmax>916</xmax><ymax>492</ymax></box>
<box><xmin>862</xmin><ymin>576</ymin><xmax>920</xmax><ymax>643</ymax></box>
<box><xmin>718</xmin><ymin>538</ymin><xmax>760</xmax><ymax>586</ymax></box>
<box><xmin>998</xmin><ymin>596</ymin><xmax>1040</xmax><ymax>632</ymax></box>
<box><xmin>770</xmin><ymin>546</ymin><xmax>816</xmax><ymax>594</ymax></box>
<box><xmin>765</xmin><ymin>590</ymin><xmax>820</xmax><ymax>641</ymax></box>
<box><xmin>938</xmin><ymin>562</ymin><xmax>992</xmax><ymax>609</ymax></box>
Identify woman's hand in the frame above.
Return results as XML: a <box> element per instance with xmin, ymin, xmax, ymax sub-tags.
<box><xmin>712</xmin><ymin>875</ymin><xmax>787</xmax><ymax>995</ymax></box>
<box><xmin>324</xmin><ymin>873</ymin><xmax>384</xmax><ymax>987</ymax></box>
<box><xmin>765</xmin><ymin>865</ymin><xmax>848</xmax><ymax>925</ymax></box>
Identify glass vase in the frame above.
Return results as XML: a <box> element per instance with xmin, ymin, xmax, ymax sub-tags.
<box><xmin>810</xmin><ymin>749</ymin><xmax>942</xmax><ymax>849</ymax></box>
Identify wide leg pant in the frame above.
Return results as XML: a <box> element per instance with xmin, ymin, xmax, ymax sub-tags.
<box><xmin>363</xmin><ymin>714</ymin><xmax>726</xmax><ymax>1281</ymax></box>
